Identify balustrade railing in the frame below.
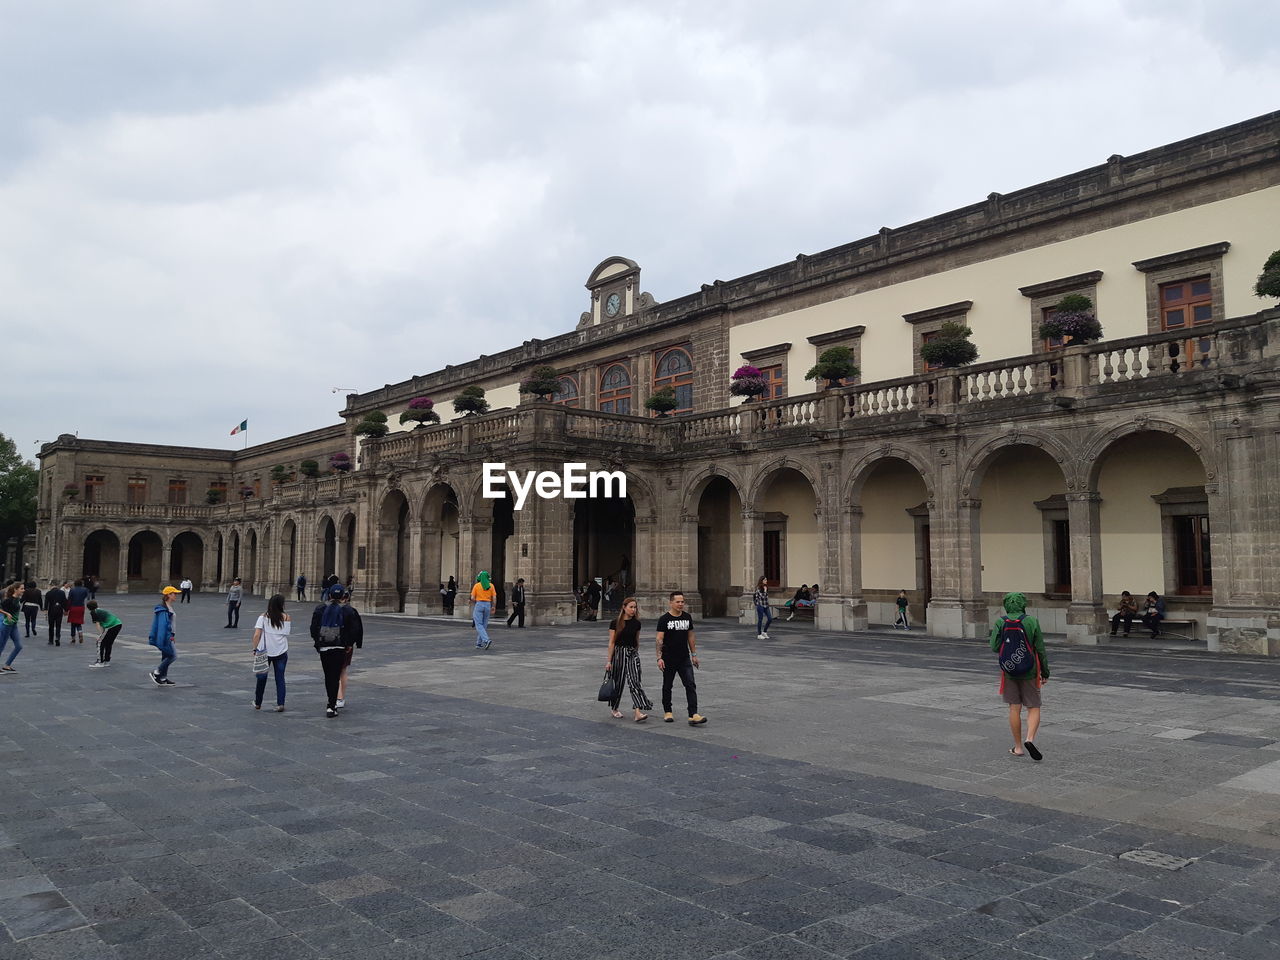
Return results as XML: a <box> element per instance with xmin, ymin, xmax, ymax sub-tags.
<box><xmin>679</xmin><ymin>409</ymin><xmax>742</xmax><ymax>443</ymax></box>
<box><xmin>1094</xmin><ymin>330</ymin><xmax>1217</xmax><ymax>384</ymax></box>
<box><xmin>564</xmin><ymin>409</ymin><xmax>654</xmax><ymax>444</ymax></box>
<box><xmin>842</xmin><ymin>378</ymin><xmax>920</xmax><ymax>419</ymax></box>
<box><xmin>960</xmin><ymin>356</ymin><xmax>1059</xmax><ymax>403</ymax></box>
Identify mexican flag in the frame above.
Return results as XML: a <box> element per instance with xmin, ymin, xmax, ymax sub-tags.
<box><xmin>230</xmin><ymin>420</ymin><xmax>248</xmax><ymax>436</ymax></box>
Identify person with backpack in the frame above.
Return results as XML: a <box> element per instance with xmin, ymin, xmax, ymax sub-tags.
<box><xmin>988</xmin><ymin>592</ymin><xmax>1050</xmax><ymax>761</ymax></box>
<box><xmin>310</xmin><ymin>584</ymin><xmax>351</xmax><ymax>717</ymax></box>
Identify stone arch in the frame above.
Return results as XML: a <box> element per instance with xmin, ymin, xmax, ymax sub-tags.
<box><xmin>845</xmin><ymin>445</ymin><xmax>937</xmax><ymax>504</ymax></box>
<box><xmin>693</xmin><ymin>473</ymin><xmax>745</xmax><ymax>617</ymax></box>
<box><xmin>316</xmin><ymin>514</ymin><xmax>338</xmax><ymax>582</ymax></box>
<box><xmin>280</xmin><ymin>517</ymin><xmax>299</xmax><ymax>588</ymax></box>
<box><xmin>745</xmin><ymin>457</ymin><xmax>823</xmax><ymax>510</ymax></box>
<box><xmin>680</xmin><ymin>463</ymin><xmax>749</xmax><ymax>518</ymax></box>
<box><xmin>167</xmin><ymin>529</ymin><xmax>204</xmax><ymax>584</ymax></box>
<box><xmin>419</xmin><ymin>482</ymin><xmax>461</xmax><ymax>611</ymax></box>
<box><xmin>336</xmin><ymin>511</ymin><xmax>358</xmax><ymax>586</ymax></box>
<box><xmin>1082</xmin><ymin>417</ymin><xmax>1213</xmax><ymax>491</ymax></box>
<box><xmin>126</xmin><ymin>529</ymin><xmax>164</xmax><ymax>593</ymax></box>
<box><xmin>82</xmin><ymin>528</ymin><xmax>122</xmax><ymax>592</ymax></box>
<box><xmin>959</xmin><ymin>430</ymin><xmax>1075</xmax><ymax>496</ymax></box>
<box><xmin>376</xmin><ymin>488</ymin><xmax>412</xmax><ymax>612</ymax></box>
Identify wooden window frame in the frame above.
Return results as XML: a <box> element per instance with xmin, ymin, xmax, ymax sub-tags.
<box><xmin>553</xmin><ymin>375</ymin><xmax>580</xmax><ymax>408</ymax></box>
<box><xmin>168</xmin><ymin>479</ymin><xmax>188</xmax><ymax>505</ymax></box>
<box><xmin>653</xmin><ymin>345</ymin><xmax>694</xmax><ymax>416</ymax></box>
<box><xmin>1153</xmin><ymin>486</ymin><xmax>1212</xmax><ymax>598</ymax></box>
<box><xmin>1173</xmin><ymin>514</ymin><xmax>1212</xmax><ymax>596</ymax></box>
<box><xmin>1019</xmin><ymin>270</ymin><xmax>1103</xmax><ymax>355</ymax></box>
<box><xmin>126</xmin><ymin>477</ymin><xmax>148</xmax><ymax>505</ymax></box>
<box><xmin>904</xmin><ymin>301</ymin><xmax>972</xmax><ymax>377</ymax></box>
<box><xmin>1133</xmin><ymin>242</ymin><xmax>1228</xmax><ymax>336</ymax></box>
<box><xmin>759</xmin><ymin>364</ymin><xmax>786</xmax><ymax>400</ymax></box>
<box><xmin>83</xmin><ymin>474</ymin><xmax>105</xmax><ymax>504</ymax></box>
<box><xmin>598</xmin><ymin>363</ymin><xmax>632</xmax><ymax>415</ymax></box>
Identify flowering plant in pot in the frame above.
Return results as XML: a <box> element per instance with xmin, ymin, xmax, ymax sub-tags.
<box><xmin>729</xmin><ymin>364</ymin><xmax>770</xmax><ymax>400</ymax></box>
<box><xmin>920</xmin><ymin>321</ymin><xmax>979</xmax><ymax>367</ymax></box>
<box><xmin>518</xmin><ymin>366</ymin><xmax>561</xmax><ymax>400</ymax></box>
<box><xmin>354</xmin><ymin>410</ymin><xmax>389</xmax><ymax>438</ymax></box>
<box><xmin>62</xmin><ymin>482</ymin><xmax>80</xmax><ymax>500</ymax></box>
<box><xmin>452</xmin><ymin>385</ymin><xmax>490</xmax><ymax>417</ymax></box>
<box><xmin>645</xmin><ymin>385</ymin><xmax>679</xmax><ymax>417</ymax></box>
<box><xmin>1039</xmin><ymin>294</ymin><xmax>1103</xmax><ymax>343</ymax></box>
<box><xmin>399</xmin><ymin>397</ymin><xmax>441</xmax><ymax>427</ymax></box>
<box><xmin>329</xmin><ymin>452</ymin><xmax>352</xmax><ymax>473</ymax></box>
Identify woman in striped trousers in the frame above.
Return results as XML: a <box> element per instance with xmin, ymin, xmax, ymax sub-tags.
<box><xmin>604</xmin><ymin>598</ymin><xmax>652</xmax><ymax>722</ymax></box>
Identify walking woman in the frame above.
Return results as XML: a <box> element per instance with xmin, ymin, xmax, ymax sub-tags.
<box><xmin>67</xmin><ymin>578</ymin><xmax>90</xmax><ymax>644</ymax></box>
<box><xmin>147</xmin><ymin>586</ymin><xmax>180</xmax><ymax>685</ymax></box>
<box><xmin>0</xmin><ymin>583</ymin><xmax>23</xmax><ymax>672</ymax></box>
<box><xmin>252</xmin><ymin>594</ymin><xmax>291</xmax><ymax>712</ymax></box>
<box><xmin>752</xmin><ymin>576</ymin><xmax>772</xmax><ymax>640</ymax></box>
<box><xmin>604</xmin><ymin>597</ymin><xmax>652</xmax><ymax>722</ymax></box>
<box><xmin>472</xmin><ymin>570</ymin><xmax>496</xmax><ymax>650</ymax></box>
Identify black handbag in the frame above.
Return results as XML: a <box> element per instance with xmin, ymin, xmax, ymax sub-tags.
<box><xmin>597</xmin><ymin>670</ymin><xmax>619</xmax><ymax>702</ymax></box>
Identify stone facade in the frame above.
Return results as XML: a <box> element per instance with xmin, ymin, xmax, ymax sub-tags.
<box><xmin>35</xmin><ymin>112</ymin><xmax>1280</xmax><ymax>655</ymax></box>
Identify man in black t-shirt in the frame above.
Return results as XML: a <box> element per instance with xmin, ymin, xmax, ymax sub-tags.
<box><xmin>655</xmin><ymin>592</ymin><xmax>707</xmax><ymax>726</ymax></box>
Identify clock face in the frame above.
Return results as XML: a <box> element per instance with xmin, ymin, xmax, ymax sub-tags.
<box><xmin>605</xmin><ymin>292</ymin><xmax>622</xmax><ymax>317</ymax></box>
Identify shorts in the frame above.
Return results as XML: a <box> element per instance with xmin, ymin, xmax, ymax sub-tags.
<box><xmin>1001</xmin><ymin>676</ymin><xmax>1042</xmax><ymax>708</ymax></box>
<box><xmin>343</xmin><ymin>646</ymin><xmax>354</xmax><ymax>668</ymax></box>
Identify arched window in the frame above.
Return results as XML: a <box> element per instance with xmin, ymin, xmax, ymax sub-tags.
<box><xmin>599</xmin><ymin>364</ymin><xmax>632</xmax><ymax>414</ymax></box>
<box><xmin>653</xmin><ymin>346</ymin><xmax>694</xmax><ymax>414</ymax></box>
<box><xmin>553</xmin><ymin>376</ymin><xmax>580</xmax><ymax>408</ymax></box>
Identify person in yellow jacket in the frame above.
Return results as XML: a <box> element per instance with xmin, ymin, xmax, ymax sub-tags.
<box><xmin>472</xmin><ymin>571</ymin><xmax>496</xmax><ymax>650</ymax></box>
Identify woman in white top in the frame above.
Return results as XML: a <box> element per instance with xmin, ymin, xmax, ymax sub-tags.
<box><xmin>252</xmin><ymin>594</ymin><xmax>291</xmax><ymax>712</ymax></box>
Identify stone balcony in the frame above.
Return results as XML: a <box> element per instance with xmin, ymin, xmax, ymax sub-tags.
<box><xmin>360</xmin><ymin>309</ymin><xmax>1277</xmax><ymax>465</ymax></box>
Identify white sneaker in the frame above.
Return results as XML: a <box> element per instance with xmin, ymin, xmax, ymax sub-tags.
<box><xmin>756</xmin><ymin>633</ymin><xmax>764</xmax><ymax>640</ymax></box>
<box><xmin>787</xmin><ymin>613</ymin><xmax>794</xmax><ymax>621</ymax></box>
<box><xmin>762</xmin><ymin>632</ymin><xmax>770</xmax><ymax>639</ymax></box>
<box><xmin>89</xmin><ymin>661</ymin><xmax>103</xmax><ymax>668</ymax></box>
<box><xmin>335</xmin><ymin>699</ymin><xmax>345</xmax><ymax>709</ymax></box>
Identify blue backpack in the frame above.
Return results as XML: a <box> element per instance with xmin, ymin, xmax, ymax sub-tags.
<box><xmin>996</xmin><ymin>616</ymin><xmax>1035</xmax><ymax>677</ymax></box>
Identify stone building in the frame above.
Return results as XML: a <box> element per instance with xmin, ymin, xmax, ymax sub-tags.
<box><xmin>36</xmin><ymin>111</ymin><xmax>1280</xmax><ymax>654</ymax></box>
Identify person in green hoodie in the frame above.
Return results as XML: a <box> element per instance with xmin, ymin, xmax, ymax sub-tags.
<box><xmin>988</xmin><ymin>592</ymin><xmax>1050</xmax><ymax>761</ymax></box>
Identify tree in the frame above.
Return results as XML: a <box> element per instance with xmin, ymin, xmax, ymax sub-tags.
<box><xmin>0</xmin><ymin>433</ymin><xmax>38</xmax><ymax>578</ymax></box>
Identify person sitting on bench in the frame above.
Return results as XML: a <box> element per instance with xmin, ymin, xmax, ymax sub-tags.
<box><xmin>785</xmin><ymin>585</ymin><xmax>813</xmax><ymax>621</ymax></box>
<box><xmin>1110</xmin><ymin>590</ymin><xmax>1138</xmax><ymax>637</ymax></box>
<box><xmin>1142</xmin><ymin>591</ymin><xmax>1166</xmax><ymax>638</ymax></box>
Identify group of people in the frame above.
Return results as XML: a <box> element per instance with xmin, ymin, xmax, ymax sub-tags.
<box><xmin>1110</xmin><ymin>590</ymin><xmax>1167</xmax><ymax>637</ymax></box>
<box><xmin>0</xmin><ymin>578</ymin><xmax>102</xmax><ymax>670</ymax></box>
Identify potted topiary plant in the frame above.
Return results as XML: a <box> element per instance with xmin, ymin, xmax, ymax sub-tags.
<box><xmin>62</xmin><ymin>482</ymin><xmax>80</xmax><ymax>500</ymax></box>
<box><xmin>205</xmin><ymin>487</ymin><xmax>224</xmax><ymax>505</ymax></box>
<box><xmin>299</xmin><ymin>459</ymin><xmax>321</xmax><ymax>478</ymax></box>
<box><xmin>805</xmin><ymin>346</ymin><xmax>859</xmax><ymax>387</ymax></box>
<box><xmin>329</xmin><ymin>452</ymin><xmax>352</xmax><ymax>473</ymax></box>
<box><xmin>354</xmin><ymin>410</ymin><xmax>390</xmax><ymax>438</ymax></box>
<box><xmin>399</xmin><ymin>397</ymin><xmax>441</xmax><ymax>427</ymax></box>
<box><xmin>518</xmin><ymin>366</ymin><xmax>561</xmax><ymax>401</ymax></box>
<box><xmin>729</xmin><ymin>364</ymin><xmax>770</xmax><ymax>401</ymax></box>
<box><xmin>452</xmin><ymin>385</ymin><xmax>490</xmax><ymax>417</ymax></box>
<box><xmin>1256</xmin><ymin>249</ymin><xmax>1280</xmax><ymax>300</ymax></box>
<box><xmin>1040</xmin><ymin>293</ymin><xmax>1103</xmax><ymax>344</ymax></box>
<box><xmin>270</xmin><ymin>464</ymin><xmax>289</xmax><ymax>486</ymax></box>
<box><xmin>920</xmin><ymin>321</ymin><xmax>979</xmax><ymax>368</ymax></box>
<box><xmin>645</xmin><ymin>385</ymin><xmax>679</xmax><ymax>417</ymax></box>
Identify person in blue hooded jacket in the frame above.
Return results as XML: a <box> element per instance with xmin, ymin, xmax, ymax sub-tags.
<box><xmin>148</xmin><ymin>585</ymin><xmax>181</xmax><ymax>685</ymax></box>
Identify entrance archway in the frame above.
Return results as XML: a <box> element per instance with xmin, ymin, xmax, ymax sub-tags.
<box><xmin>754</xmin><ymin>467</ymin><xmax>819</xmax><ymax>598</ymax></box>
<box><xmin>573</xmin><ymin>495</ymin><xmax>635</xmax><ymax>615</ymax></box>
<box><xmin>169</xmin><ymin>532</ymin><xmax>204</xmax><ymax>585</ymax></box>
<box><xmin>82</xmin><ymin>529</ymin><xmax>121</xmax><ymax>592</ymax></box>
<box><xmin>857</xmin><ymin>457</ymin><xmax>930</xmax><ymax>624</ymax></box>
<box><xmin>378</xmin><ymin>491</ymin><xmax>410</xmax><ymax>612</ymax></box>
<box><xmin>127</xmin><ymin>531</ymin><xmax>164</xmax><ymax>592</ymax></box>
<box><xmin>695</xmin><ymin>477</ymin><xmax>743</xmax><ymax>617</ymax></box>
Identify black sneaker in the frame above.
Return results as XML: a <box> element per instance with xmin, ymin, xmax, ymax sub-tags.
<box><xmin>326</xmin><ymin>708</ymin><xmax>338</xmax><ymax>718</ymax></box>
<box><xmin>150</xmin><ymin>671</ymin><xmax>162</xmax><ymax>685</ymax></box>
<box><xmin>159</xmin><ymin>678</ymin><xmax>175</xmax><ymax>685</ymax></box>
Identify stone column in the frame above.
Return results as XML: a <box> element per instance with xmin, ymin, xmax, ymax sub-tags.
<box><xmin>1065</xmin><ymin>491</ymin><xmax>1107</xmax><ymax>644</ymax></box>
<box><xmin>370</xmin><ymin>522</ymin><xmax>399</xmax><ymax>613</ymax></box>
<box><xmin>117</xmin><ymin>539</ymin><xmax>130</xmax><ymax>594</ymax></box>
<box><xmin>632</xmin><ymin>514</ymin><xmax>660</xmax><ymax>618</ymax></box>
<box><xmin>1206</xmin><ymin>426</ymin><xmax>1280</xmax><ymax>655</ymax></box>
<box><xmin>520</xmin><ymin>496</ymin><xmax>576</xmax><ymax>625</ymax></box>
<box><xmin>837</xmin><ymin>505</ymin><xmax>869</xmax><ymax>631</ymax></box>
<box><xmin>678</xmin><ymin>512</ymin><xmax>704</xmax><ymax>617</ymax></box>
<box><xmin>738</xmin><ymin>509</ymin><xmax>763</xmax><ymax>626</ymax></box>
<box><xmin>456</xmin><ymin>516</ymin><xmax>493</xmax><ymax>621</ymax></box>
<box><xmin>402</xmin><ymin>522</ymin><xmax>423</xmax><ymax>615</ymax></box>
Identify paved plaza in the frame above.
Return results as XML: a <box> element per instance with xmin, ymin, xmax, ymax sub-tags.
<box><xmin>2</xmin><ymin>593</ymin><xmax>1280</xmax><ymax>959</ymax></box>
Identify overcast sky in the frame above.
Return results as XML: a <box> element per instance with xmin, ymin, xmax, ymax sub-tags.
<box><xmin>5</xmin><ymin>0</ymin><xmax>1277</xmax><ymax>463</ymax></box>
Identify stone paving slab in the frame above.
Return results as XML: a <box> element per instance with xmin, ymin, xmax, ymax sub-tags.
<box><xmin>1</xmin><ymin>593</ymin><xmax>1280</xmax><ymax>959</ymax></box>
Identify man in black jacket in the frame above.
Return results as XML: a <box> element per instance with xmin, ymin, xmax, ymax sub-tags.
<box><xmin>507</xmin><ymin>578</ymin><xmax>526</xmax><ymax>628</ymax></box>
<box><xmin>310</xmin><ymin>584</ymin><xmax>354</xmax><ymax>717</ymax></box>
<box><xmin>335</xmin><ymin>591</ymin><xmax>363</xmax><ymax>710</ymax></box>
<box><xmin>44</xmin><ymin>581</ymin><xmax>67</xmax><ymax>645</ymax></box>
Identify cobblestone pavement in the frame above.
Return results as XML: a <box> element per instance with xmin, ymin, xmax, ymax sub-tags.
<box><xmin>2</xmin><ymin>593</ymin><xmax>1279</xmax><ymax>959</ymax></box>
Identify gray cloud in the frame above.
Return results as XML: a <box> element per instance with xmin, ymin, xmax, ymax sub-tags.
<box><xmin>6</xmin><ymin>0</ymin><xmax>1278</xmax><ymax>461</ymax></box>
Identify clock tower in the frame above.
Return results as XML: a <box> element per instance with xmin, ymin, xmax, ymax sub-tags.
<box><xmin>580</xmin><ymin>256</ymin><xmax>651</xmax><ymax>327</ymax></box>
